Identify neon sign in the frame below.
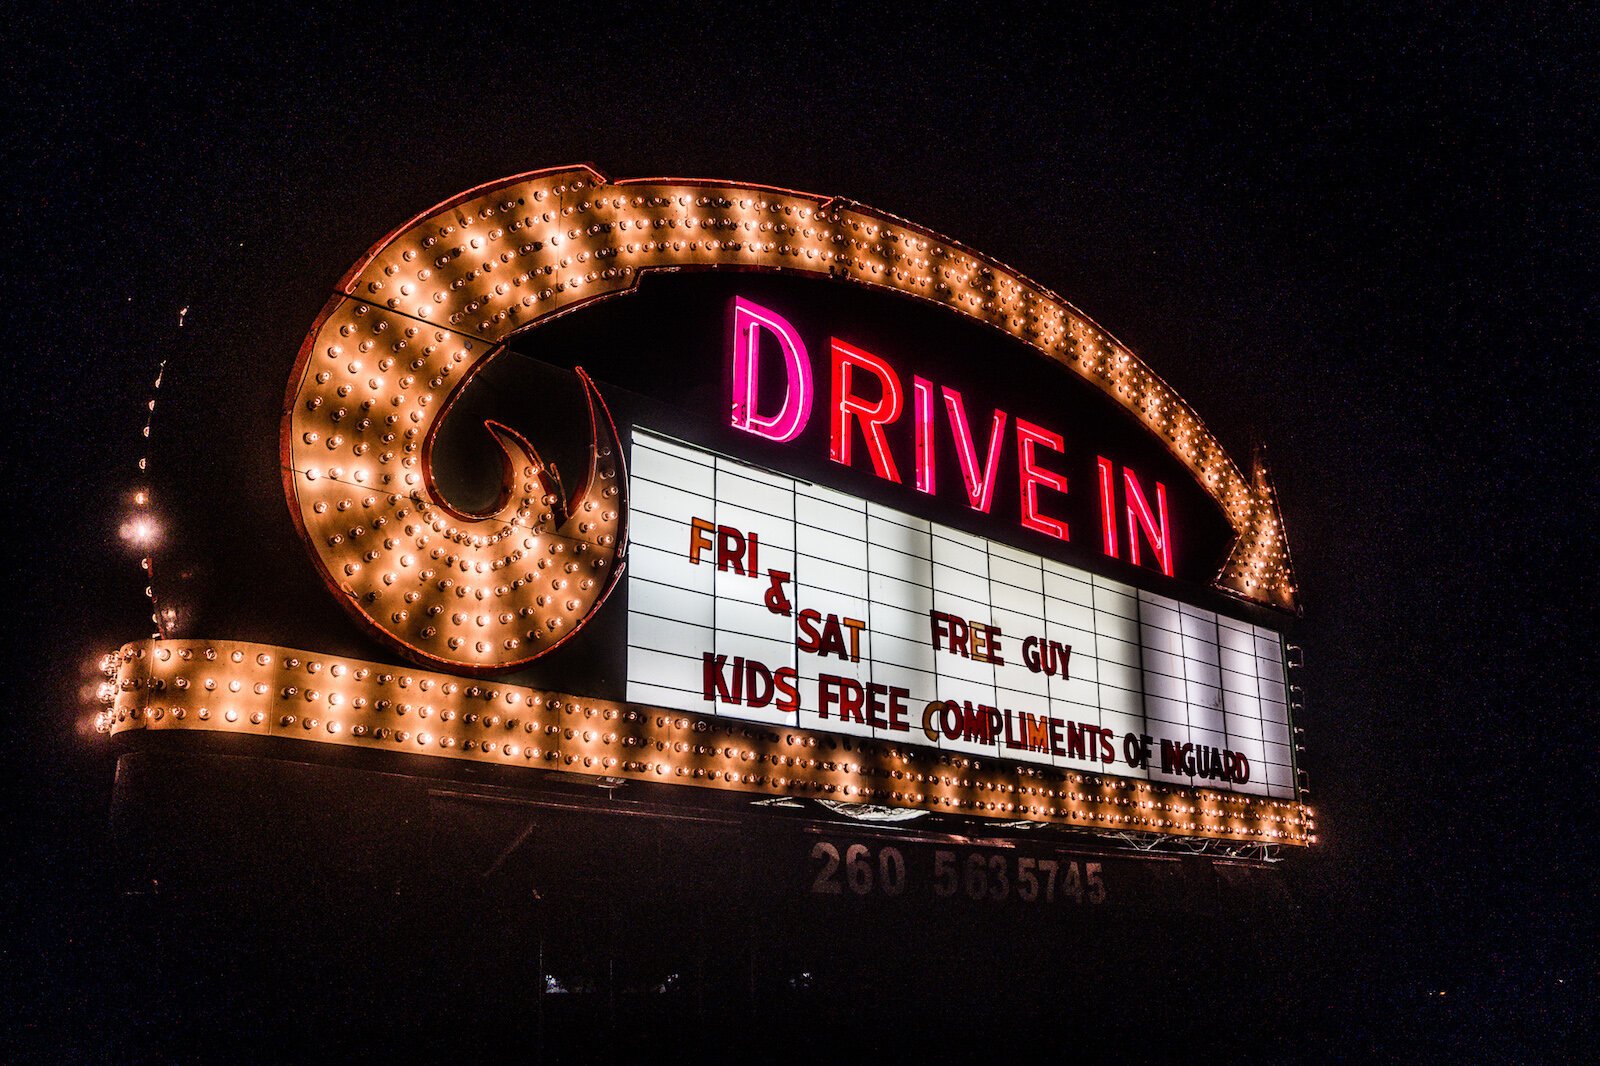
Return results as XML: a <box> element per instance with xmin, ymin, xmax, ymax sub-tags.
<box><xmin>100</xmin><ymin>165</ymin><xmax>1308</xmax><ymax>846</ymax></box>
<box><xmin>729</xmin><ymin>297</ymin><xmax>1176</xmax><ymax>577</ymax></box>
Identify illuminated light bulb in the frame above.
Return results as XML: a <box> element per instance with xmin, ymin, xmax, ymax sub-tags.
<box><xmin>120</xmin><ymin>515</ymin><xmax>161</xmax><ymax>548</ymax></box>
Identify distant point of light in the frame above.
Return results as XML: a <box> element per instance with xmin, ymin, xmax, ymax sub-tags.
<box><xmin>120</xmin><ymin>514</ymin><xmax>160</xmax><ymax>548</ymax></box>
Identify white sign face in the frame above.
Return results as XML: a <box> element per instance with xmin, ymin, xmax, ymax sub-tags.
<box><xmin>625</xmin><ymin>430</ymin><xmax>1297</xmax><ymax>799</ymax></box>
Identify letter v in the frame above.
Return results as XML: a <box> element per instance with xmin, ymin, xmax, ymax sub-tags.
<box><xmin>942</xmin><ymin>386</ymin><xmax>1007</xmax><ymax>512</ymax></box>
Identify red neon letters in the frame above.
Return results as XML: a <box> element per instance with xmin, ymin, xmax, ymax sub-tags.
<box><xmin>1096</xmin><ymin>456</ymin><xmax>1119</xmax><ymax>558</ymax></box>
<box><xmin>727</xmin><ymin>297</ymin><xmax>1175</xmax><ymax>572</ymax></box>
<box><xmin>942</xmin><ymin>386</ymin><xmax>1007</xmax><ymax>513</ymax></box>
<box><xmin>1016</xmin><ymin>418</ymin><xmax>1069</xmax><ymax>540</ymax></box>
<box><xmin>729</xmin><ymin>296</ymin><xmax>812</xmax><ymax>442</ymax></box>
<box><xmin>913</xmin><ymin>375</ymin><xmax>937</xmax><ymax>495</ymax></box>
<box><xmin>1123</xmin><ymin>466</ymin><xmax>1173</xmax><ymax>576</ymax></box>
<box><xmin>830</xmin><ymin>339</ymin><xmax>904</xmax><ymax>483</ymax></box>
<box><xmin>1096</xmin><ymin>456</ymin><xmax>1174</xmax><ymax>576</ymax></box>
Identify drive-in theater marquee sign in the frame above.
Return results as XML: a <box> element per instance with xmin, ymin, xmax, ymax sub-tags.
<box><xmin>99</xmin><ymin>165</ymin><xmax>1312</xmax><ymax>848</ymax></box>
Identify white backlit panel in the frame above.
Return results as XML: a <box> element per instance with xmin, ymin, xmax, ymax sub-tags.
<box><xmin>625</xmin><ymin>430</ymin><xmax>1297</xmax><ymax>798</ymax></box>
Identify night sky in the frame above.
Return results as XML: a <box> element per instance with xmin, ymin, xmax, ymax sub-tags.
<box><xmin>6</xmin><ymin>4</ymin><xmax>1592</xmax><ymax>1058</ymax></box>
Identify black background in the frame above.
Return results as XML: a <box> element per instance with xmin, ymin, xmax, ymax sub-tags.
<box><xmin>4</xmin><ymin>3</ymin><xmax>1592</xmax><ymax>1060</ymax></box>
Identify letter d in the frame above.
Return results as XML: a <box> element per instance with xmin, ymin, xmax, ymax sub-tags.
<box><xmin>730</xmin><ymin>296</ymin><xmax>812</xmax><ymax>442</ymax></box>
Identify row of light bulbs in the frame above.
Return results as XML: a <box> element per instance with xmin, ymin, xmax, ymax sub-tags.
<box><xmin>98</xmin><ymin>638</ymin><xmax>1313</xmax><ymax>845</ymax></box>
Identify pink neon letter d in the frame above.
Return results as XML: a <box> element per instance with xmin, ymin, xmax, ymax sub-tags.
<box><xmin>730</xmin><ymin>297</ymin><xmax>812</xmax><ymax>442</ymax></box>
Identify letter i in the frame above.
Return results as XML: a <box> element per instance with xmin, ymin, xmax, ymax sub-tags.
<box><xmin>914</xmin><ymin>376</ymin><xmax>936</xmax><ymax>494</ymax></box>
<box><xmin>1096</xmin><ymin>456</ymin><xmax>1118</xmax><ymax>559</ymax></box>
